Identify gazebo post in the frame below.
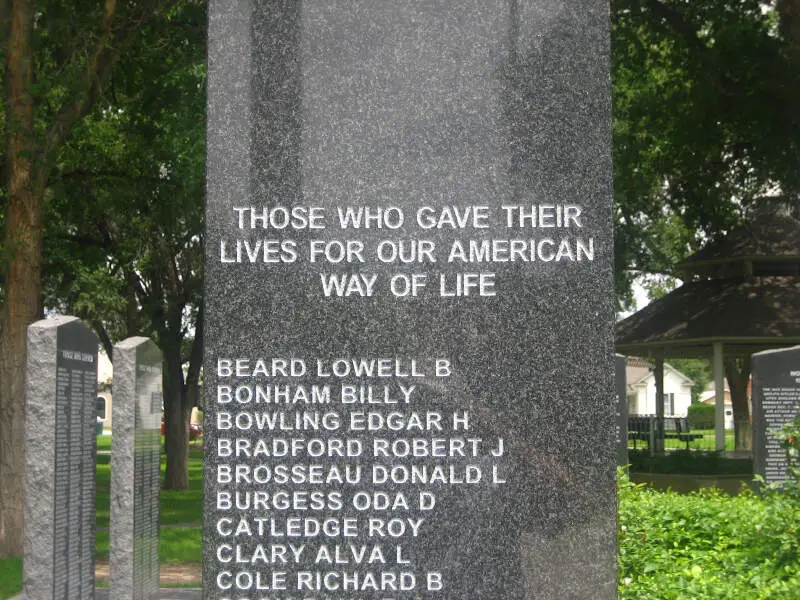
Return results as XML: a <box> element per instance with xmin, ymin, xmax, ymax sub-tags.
<box><xmin>713</xmin><ymin>342</ymin><xmax>725</xmax><ymax>452</ymax></box>
<box><xmin>654</xmin><ymin>356</ymin><xmax>665</xmax><ymax>454</ymax></box>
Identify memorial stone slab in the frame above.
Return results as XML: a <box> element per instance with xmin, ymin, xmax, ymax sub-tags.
<box><xmin>752</xmin><ymin>346</ymin><xmax>800</xmax><ymax>485</ymax></box>
<box><xmin>24</xmin><ymin>316</ymin><xmax>98</xmax><ymax>600</ymax></box>
<box><xmin>110</xmin><ymin>337</ymin><xmax>163</xmax><ymax>599</ymax></box>
<box><xmin>205</xmin><ymin>2</ymin><xmax>617</xmax><ymax>599</ymax></box>
<box><xmin>616</xmin><ymin>354</ymin><xmax>629</xmax><ymax>466</ymax></box>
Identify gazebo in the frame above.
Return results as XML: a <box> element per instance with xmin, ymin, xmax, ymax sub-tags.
<box><xmin>616</xmin><ymin>213</ymin><xmax>800</xmax><ymax>452</ymax></box>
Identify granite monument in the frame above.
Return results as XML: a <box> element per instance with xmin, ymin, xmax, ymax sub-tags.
<box><xmin>205</xmin><ymin>1</ymin><xmax>617</xmax><ymax>598</ymax></box>
<box><xmin>110</xmin><ymin>337</ymin><xmax>163</xmax><ymax>599</ymax></box>
<box><xmin>752</xmin><ymin>346</ymin><xmax>800</xmax><ymax>485</ymax></box>
<box><xmin>24</xmin><ymin>316</ymin><xmax>98</xmax><ymax>599</ymax></box>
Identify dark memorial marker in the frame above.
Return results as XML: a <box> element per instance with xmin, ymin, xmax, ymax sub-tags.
<box><xmin>205</xmin><ymin>1</ymin><xmax>616</xmax><ymax>599</ymax></box>
<box><xmin>25</xmin><ymin>316</ymin><xmax>98</xmax><ymax>599</ymax></box>
<box><xmin>616</xmin><ymin>354</ymin><xmax>629</xmax><ymax>466</ymax></box>
<box><xmin>752</xmin><ymin>346</ymin><xmax>800</xmax><ymax>485</ymax></box>
<box><xmin>110</xmin><ymin>337</ymin><xmax>163</xmax><ymax>599</ymax></box>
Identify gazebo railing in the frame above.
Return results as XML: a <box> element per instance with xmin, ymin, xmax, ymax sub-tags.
<box><xmin>628</xmin><ymin>415</ymin><xmax>706</xmax><ymax>453</ymax></box>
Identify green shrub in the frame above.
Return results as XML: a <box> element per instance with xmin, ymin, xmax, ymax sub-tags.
<box><xmin>618</xmin><ymin>469</ymin><xmax>800</xmax><ymax>599</ymax></box>
<box><xmin>687</xmin><ymin>402</ymin><xmax>715</xmax><ymax>429</ymax></box>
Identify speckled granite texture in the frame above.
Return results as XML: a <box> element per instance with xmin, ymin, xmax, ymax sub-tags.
<box><xmin>752</xmin><ymin>346</ymin><xmax>800</xmax><ymax>485</ymax></box>
<box><xmin>24</xmin><ymin>316</ymin><xmax>98</xmax><ymax>599</ymax></box>
<box><xmin>110</xmin><ymin>337</ymin><xmax>162</xmax><ymax>600</ymax></box>
<box><xmin>205</xmin><ymin>2</ymin><xmax>616</xmax><ymax>598</ymax></box>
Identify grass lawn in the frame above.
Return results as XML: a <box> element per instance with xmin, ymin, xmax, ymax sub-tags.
<box><xmin>628</xmin><ymin>428</ymin><xmax>736</xmax><ymax>452</ymax></box>
<box><xmin>0</xmin><ymin>451</ymin><xmax>203</xmax><ymax>599</ymax></box>
<box><xmin>0</xmin><ymin>557</ymin><xmax>21</xmax><ymax>600</ymax></box>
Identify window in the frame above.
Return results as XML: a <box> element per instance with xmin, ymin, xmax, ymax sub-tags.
<box><xmin>663</xmin><ymin>393</ymin><xmax>674</xmax><ymax>416</ymax></box>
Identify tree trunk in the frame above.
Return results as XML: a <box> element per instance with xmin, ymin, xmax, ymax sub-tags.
<box><xmin>0</xmin><ymin>0</ymin><xmax>43</xmax><ymax>559</ymax></box>
<box><xmin>725</xmin><ymin>356</ymin><xmax>752</xmax><ymax>452</ymax></box>
<box><xmin>162</xmin><ymin>339</ymin><xmax>191</xmax><ymax>490</ymax></box>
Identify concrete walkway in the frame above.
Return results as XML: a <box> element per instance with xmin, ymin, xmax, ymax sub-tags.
<box><xmin>95</xmin><ymin>589</ymin><xmax>201</xmax><ymax>599</ymax></box>
<box><xmin>13</xmin><ymin>588</ymin><xmax>202</xmax><ymax>599</ymax></box>
<box><xmin>10</xmin><ymin>588</ymin><xmax>203</xmax><ymax>600</ymax></box>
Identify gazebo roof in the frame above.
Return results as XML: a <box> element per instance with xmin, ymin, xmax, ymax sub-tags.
<box><xmin>616</xmin><ymin>276</ymin><xmax>800</xmax><ymax>358</ymax></box>
<box><xmin>679</xmin><ymin>214</ymin><xmax>800</xmax><ymax>278</ymax></box>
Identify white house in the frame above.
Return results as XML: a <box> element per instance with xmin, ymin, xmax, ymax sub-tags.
<box><xmin>95</xmin><ymin>349</ymin><xmax>203</xmax><ymax>432</ymax></box>
<box><xmin>699</xmin><ymin>379</ymin><xmax>735</xmax><ymax>429</ymax></box>
<box><xmin>626</xmin><ymin>357</ymin><xmax>694</xmax><ymax>417</ymax></box>
<box><xmin>96</xmin><ymin>350</ymin><xmax>113</xmax><ymax>430</ymax></box>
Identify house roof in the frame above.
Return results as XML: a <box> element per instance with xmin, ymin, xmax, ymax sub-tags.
<box><xmin>616</xmin><ymin>276</ymin><xmax>800</xmax><ymax>358</ymax></box>
<box><xmin>625</xmin><ymin>360</ymin><xmax>652</xmax><ymax>387</ymax></box>
<box><xmin>704</xmin><ymin>378</ymin><xmax>731</xmax><ymax>393</ymax></box>
<box><xmin>700</xmin><ymin>392</ymin><xmax>732</xmax><ymax>406</ymax></box>
<box><xmin>624</xmin><ymin>357</ymin><xmax>693</xmax><ymax>391</ymax></box>
<box><xmin>678</xmin><ymin>214</ymin><xmax>800</xmax><ymax>277</ymax></box>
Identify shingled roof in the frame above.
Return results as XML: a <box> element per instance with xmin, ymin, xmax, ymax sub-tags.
<box><xmin>679</xmin><ymin>214</ymin><xmax>800</xmax><ymax>278</ymax></box>
<box><xmin>616</xmin><ymin>276</ymin><xmax>800</xmax><ymax>358</ymax></box>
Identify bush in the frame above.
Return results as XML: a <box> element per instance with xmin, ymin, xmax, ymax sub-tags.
<box><xmin>688</xmin><ymin>402</ymin><xmax>715</xmax><ymax>429</ymax></box>
<box><xmin>618</xmin><ymin>469</ymin><xmax>800</xmax><ymax>599</ymax></box>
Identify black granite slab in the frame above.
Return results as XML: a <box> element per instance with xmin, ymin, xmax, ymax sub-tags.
<box><xmin>752</xmin><ymin>346</ymin><xmax>800</xmax><ymax>485</ymax></box>
<box><xmin>616</xmin><ymin>354</ymin><xmax>629</xmax><ymax>467</ymax></box>
<box><xmin>205</xmin><ymin>2</ymin><xmax>616</xmax><ymax>598</ymax></box>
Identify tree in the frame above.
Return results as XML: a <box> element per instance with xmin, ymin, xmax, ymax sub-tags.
<box><xmin>613</xmin><ymin>0</ymin><xmax>800</xmax><ymax>299</ymax></box>
<box><xmin>44</xmin><ymin>1</ymin><xmax>206</xmax><ymax>490</ymax></box>
<box><xmin>613</xmin><ymin>1</ymin><xmax>800</xmax><ymax>451</ymax></box>
<box><xmin>668</xmin><ymin>358</ymin><xmax>711</xmax><ymax>404</ymax></box>
<box><xmin>0</xmin><ymin>0</ymin><xmax>179</xmax><ymax>557</ymax></box>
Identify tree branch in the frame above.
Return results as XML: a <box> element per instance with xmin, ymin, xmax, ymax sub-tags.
<box><xmin>90</xmin><ymin>319</ymin><xmax>114</xmax><ymax>360</ymax></box>
<box><xmin>43</xmin><ymin>0</ymin><xmax>171</xmax><ymax>160</ymax></box>
<box><xmin>56</xmin><ymin>169</ymin><xmax>172</xmax><ymax>187</ymax></box>
<box><xmin>43</xmin><ymin>0</ymin><xmax>118</xmax><ymax>159</ymax></box>
<box><xmin>640</xmin><ymin>0</ymin><xmax>709</xmax><ymax>58</ymax></box>
<box><xmin>57</xmin><ymin>232</ymin><xmax>111</xmax><ymax>250</ymax></box>
<box><xmin>185</xmin><ymin>301</ymin><xmax>203</xmax><ymax>390</ymax></box>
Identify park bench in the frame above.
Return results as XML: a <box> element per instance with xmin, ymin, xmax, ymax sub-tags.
<box><xmin>628</xmin><ymin>415</ymin><xmax>704</xmax><ymax>450</ymax></box>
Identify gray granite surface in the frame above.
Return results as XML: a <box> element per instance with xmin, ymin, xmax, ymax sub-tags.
<box><xmin>110</xmin><ymin>337</ymin><xmax>163</xmax><ymax>599</ymax></box>
<box><xmin>205</xmin><ymin>1</ymin><xmax>616</xmax><ymax>598</ymax></box>
<box><xmin>24</xmin><ymin>316</ymin><xmax>98</xmax><ymax>599</ymax></box>
<box><xmin>752</xmin><ymin>346</ymin><xmax>800</xmax><ymax>485</ymax></box>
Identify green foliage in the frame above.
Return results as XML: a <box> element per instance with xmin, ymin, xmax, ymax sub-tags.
<box><xmin>687</xmin><ymin>403</ymin><xmax>716</xmax><ymax>430</ymax></box>
<box><xmin>38</xmin><ymin>1</ymin><xmax>207</xmax><ymax>488</ymax></box>
<box><xmin>612</xmin><ymin>0</ymin><xmax>800</xmax><ymax>305</ymax></box>
<box><xmin>618</xmin><ymin>472</ymin><xmax>800</xmax><ymax>598</ymax></box>
<box><xmin>43</xmin><ymin>0</ymin><xmax>206</xmax><ymax>346</ymax></box>
<box><xmin>668</xmin><ymin>359</ymin><xmax>712</xmax><ymax>404</ymax></box>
